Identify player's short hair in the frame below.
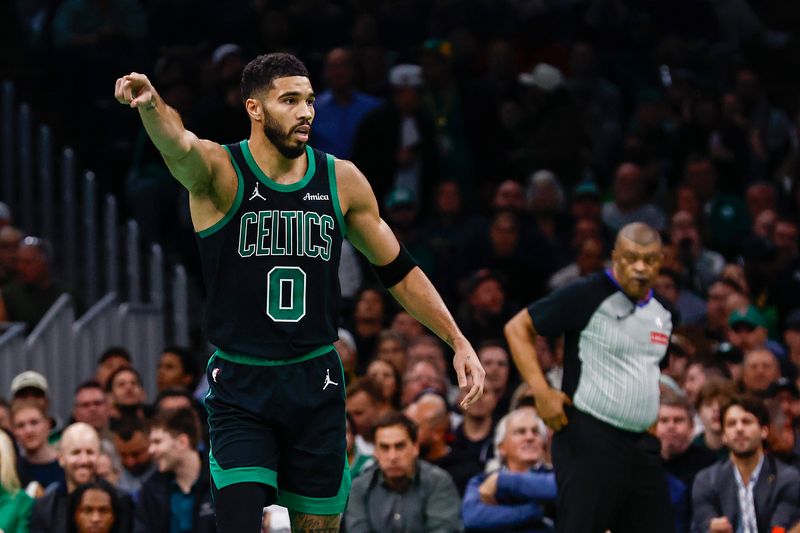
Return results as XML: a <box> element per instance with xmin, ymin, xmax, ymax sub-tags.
<box><xmin>241</xmin><ymin>52</ymin><xmax>309</xmax><ymax>101</ymax></box>
<box><xmin>372</xmin><ymin>411</ymin><xmax>417</xmax><ymax>443</ymax></box>
<box><xmin>721</xmin><ymin>395</ymin><xmax>770</xmax><ymax>428</ymax></box>
<box><xmin>151</xmin><ymin>407</ymin><xmax>201</xmax><ymax>449</ymax></box>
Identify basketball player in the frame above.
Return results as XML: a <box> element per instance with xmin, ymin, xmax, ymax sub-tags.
<box><xmin>114</xmin><ymin>53</ymin><xmax>485</xmax><ymax>532</ymax></box>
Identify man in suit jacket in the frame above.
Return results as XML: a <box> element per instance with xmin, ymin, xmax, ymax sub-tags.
<box><xmin>692</xmin><ymin>395</ymin><xmax>800</xmax><ymax>533</ymax></box>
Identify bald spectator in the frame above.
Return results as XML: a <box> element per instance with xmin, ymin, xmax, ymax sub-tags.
<box><xmin>0</xmin><ymin>236</ymin><xmax>68</xmax><ymax>331</ymax></box>
<box><xmin>741</xmin><ymin>348</ymin><xmax>780</xmax><ymax>395</ymax></box>
<box><xmin>462</xmin><ymin>408</ymin><xmax>556</xmax><ymax>532</ymax></box>
<box><xmin>31</xmin><ymin>423</ymin><xmax>133</xmax><ymax>533</ymax></box>
<box><xmin>311</xmin><ymin>47</ymin><xmax>380</xmax><ymax>159</ymax></box>
<box><xmin>602</xmin><ymin>162</ymin><xmax>666</xmax><ymax>233</ymax></box>
<box><xmin>405</xmin><ymin>392</ymin><xmax>481</xmax><ymax>495</ymax></box>
<box><xmin>669</xmin><ymin>210</ymin><xmax>725</xmax><ymax>295</ymax></box>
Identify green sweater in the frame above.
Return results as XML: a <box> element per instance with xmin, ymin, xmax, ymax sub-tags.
<box><xmin>0</xmin><ymin>486</ymin><xmax>33</xmax><ymax>533</ymax></box>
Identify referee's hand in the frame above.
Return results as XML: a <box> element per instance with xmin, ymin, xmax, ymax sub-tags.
<box><xmin>535</xmin><ymin>388</ymin><xmax>572</xmax><ymax>431</ymax></box>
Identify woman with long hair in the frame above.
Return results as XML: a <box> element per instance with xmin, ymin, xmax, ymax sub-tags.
<box><xmin>0</xmin><ymin>428</ymin><xmax>34</xmax><ymax>533</ymax></box>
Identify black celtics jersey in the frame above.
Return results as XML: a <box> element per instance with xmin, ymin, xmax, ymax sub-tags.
<box><xmin>196</xmin><ymin>140</ymin><xmax>346</xmax><ymax>359</ymax></box>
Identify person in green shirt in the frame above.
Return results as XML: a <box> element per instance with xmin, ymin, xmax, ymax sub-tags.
<box><xmin>0</xmin><ymin>429</ymin><xmax>34</xmax><ymax>533</ymax></box>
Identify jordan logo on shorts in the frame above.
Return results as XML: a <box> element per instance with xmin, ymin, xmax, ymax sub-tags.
<box><xmin>249</xmin><ymin>183</ymin><xmax>266</xmax><ymax>201</ymax></box>
<box><xmin>323</xmin><ymin>368</ymin><xmax>338</xmax><ymax>390</ymax></box>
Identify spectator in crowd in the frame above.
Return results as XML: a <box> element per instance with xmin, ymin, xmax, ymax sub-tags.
<box><xmin>404</xmin><ymin>392</ymin><xmax>481</xmax><ymax>495</ymax></box>
<box><xmin>335</xmin><ymin>327</ymin><xmax>358</xmax><ymax>384</ymax></box>
<box><xmin>375</xmin><ymin>329</ymin><xmax>410</xmax><ymax>376</ymax></box>
<box><xmin>346</xmin><ymin>377</ymin><xmax>390</xmax><ymax>457</ymax></box>
<box><xmin>95</xmin><ymin>452</ymin><xmax>121</xmax><ymax>487</ymax></box>
<box><xmin>153</xmin><ymin>389</ymin><xmax>193</xmax><ymax>414</ymax></box>
<box><xmin>669</xmin><ymin>210</ymin><xmax>725</xmax><ymax>296</ymax></box>
<box><xmin>693</xmin><ymin>377</ymin><xmax>736</xmax><ymax>457</ymax></box>
<box><xmin>400</xmin><ymin>359</ymin><xmax>449</xmax><ymax>407</ymax></box>
<box><xmin>366</xmin><ymin>358</ymin><xmax>402</xmax><ymax>409</ymax></box>
<box><xmin>106</xmin><ymin>367</ymin><xmax>147</xmax><ymax>421</ymax></box>
<box><xmin>133</xmin><ymin>408</ymin><xmax>214</xmax><ymax>533</ymax></box>
<box><xmin>741</xmin><ymin>348</ymin><xmax>781</xmax><ymax>395</ymax></box>
<box><xmin>0</xmin><ymin>236</ymin><xmax>67</xmax><ymax>331</ymax></box>
<box><xmin>72</xmin><ymin>381</ymin><xmax>113</xmax><ymax>447</ymax></box>
<box><xmin>547</xmin><ymin>236</ymin><xmax>606</xmax><ymax>291</ymax></box>
<box><xmin>477</xmin><ymin>341</ymin><xmax>513</xmax><ymax>420</ymax></box>
<box><xmin>462</xmin><ymin>407</ymin><xmax>557</xmax><ymax>532</ymax></box>
<box><xmin>351</xmin><ymin>63</ymin><xmax>438</xmax><ymax>210</ymax></box>
<box><xmin>653</xmin><ymin>268</ymin><xmax>707</xmax><ymax>326</ymax></box>
<box><xmin>728</xmin><ymin>305</ymin><xmax>785</xmax><ymax>358</ymax></box>
<box><xmin>0</xmin><ymin>428</ymin><xmax>34</xmax><ymax>533</ymax></box>
<box><xmin>704</xmin><ymin>279</ymin><xmax>741</xmax><ymax>342</ymax></box>
<box><xmin>458</xmin><ymin>269</ymin><xmax>513</xmax><ymax>349</ymax></box>
<box><xmin>112</xmin><ymin>417</ymin><xmax>155</xmax><ymax>497</ymax></box>
<box><xmin>32</xmin><ymin>422</ymin><xmax>132</xmax><ymax>533</ymax></box>
<box><xmin>346</xmin><ymin>413</ymin><xmax>374</xmax><ymax>479</ymax></box>
<box><xmin>602</xmin><ymin>163</ymin><xmax>667</xmax><ymax>233</ymax></box>
<box><xmin>311</xmin><ymin>47</ymin><xmax>380</xmax><ymax>159</ymax></box>
<box><xmin>155</xmin><ymin>346</ymin><xmax>198</xmax><ymax>393</ymax></box>
<box><xmin>0</xmin><ymin>225</ymin><xmax>22</xmax><ymax>288</ymax></box>
<box><xmin>12</xmin><ymin>400</ymin><xmax>65</xmax><ymax>493</ymax></box>
<box><xmin>655</xmin><ymin>391</ymin><xmax>717</xmax><ymax>533</ymax></box>
<box><xmin>67</xmin><ymin>479</ymin><xmax>122</xmax><ymax>533</ymax></box>
<box><xmin>764</xmin><ymin>377</ymin><xmax>800</xmax><ymax>469</ymax></box>
<box><xmin>390</xmin><ymin>310</ymin><xmax>425</xmax><ymax>344</ymax></box>
<box><xmin>349</xmin><ymin>287</ymin><xmax>388</xmax><ymax>373</ymax></box>
<box><xmin>453</xmin><ymin>385</ymin><xmax>498</xmax><ymax>469</ymax></box>
<box><xmin>692</xmin><ymin>395</ymin><xmax>800</xmax><ymax>532</ymax></box>
<box><xmin>95</xmin><ymin>348</ymin><xmax>133</xmax><ymax>389</ymax></box>
<box><xmin>382</xmin><ymin>187</ymin><xmax>437</xmax><ymax>276</ymax></box>
<box><xmin>345</xmin><ymin>411</ymin><xmax>462</xmax><ymax>532</ymax></box>
<box><xmin>10</xmin><ymin>370</ymin><xmax>63</xmax><ymax>440</ymax></box>
<box><xmin>782</xmin><ymin>309</ymin><xmax>800</xmax><ymax>372</ymax></box>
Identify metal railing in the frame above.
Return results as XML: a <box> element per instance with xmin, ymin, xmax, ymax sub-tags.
<box><xmin>0</xmin><ymin>80</ymin><xmax>196</xmax><ymax>419</ymax></box>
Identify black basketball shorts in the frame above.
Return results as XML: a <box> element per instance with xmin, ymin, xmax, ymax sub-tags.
<box><xmin>204</xmin><ymin>345</ymin><xmax>350</xmax><ymax>515</ymax></box>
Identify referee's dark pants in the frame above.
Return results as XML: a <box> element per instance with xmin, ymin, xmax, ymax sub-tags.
<box><xmin>552</xmin><ymin>406</ymin><xmax>674</xmax><ymax>533</ymax></box>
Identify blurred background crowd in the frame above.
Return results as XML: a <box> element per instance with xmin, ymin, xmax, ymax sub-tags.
<box><xmin>3</xmin><ymin>0</ymin><xmax>800</xmax><ymax>532</ymax></box>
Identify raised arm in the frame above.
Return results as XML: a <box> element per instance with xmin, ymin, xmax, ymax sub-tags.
<box><xmin>114</xmin><ymin>72</ymin><xmax>229</xmax><ymax>197</ymax></box>
<box><xmin>337</xmin><ymin>159</ymin><xmax>484</xmax><ymax>408</ymax></box>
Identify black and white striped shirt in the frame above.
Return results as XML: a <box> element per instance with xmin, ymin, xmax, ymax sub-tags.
<box><xmin>528</xmin><ymin>270</ymin><xmax>673</xmax><ymax>432</ymax></box>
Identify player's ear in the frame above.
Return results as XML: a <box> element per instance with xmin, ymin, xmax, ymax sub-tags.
<box><xmin>245</xmin><ymin>98</ymin><xmax>262</xmax><ymax>121</ymax></box>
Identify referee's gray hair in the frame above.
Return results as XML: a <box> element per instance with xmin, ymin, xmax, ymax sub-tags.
<box><xmin>615</xmin><ymin>222</ymin><xmax>661</xmax><ymax>247</ymax></box>
<box><xmin>487</xmin><ymin>407</ymin><xmax>547</xmax><ymax>471</ymax></box>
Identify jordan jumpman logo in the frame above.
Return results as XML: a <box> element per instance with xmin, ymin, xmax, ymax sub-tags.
<box><xmin>249</xmin><ymin>183</ymin><xmax>266</xmax><ymax>201</ymax></box>
<box><xmin>323</xmin><ymin>368</ymin><xmax>339</xmax><ymax>390</ymax></box>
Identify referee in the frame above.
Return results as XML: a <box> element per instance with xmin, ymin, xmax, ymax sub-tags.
<box><xmin>505</xmin><ymin>222</ymin><xmax>673</xmax><ymax>533</ymax></box>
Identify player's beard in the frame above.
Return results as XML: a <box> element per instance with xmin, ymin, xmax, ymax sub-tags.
<box><xmin>263</xmin><ymin>110</ymin><xmax>306</xmax><ymax>159</ymax></box>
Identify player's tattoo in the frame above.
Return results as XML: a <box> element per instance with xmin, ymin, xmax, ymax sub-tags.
<box><xmin>289</xmin><ymin>511</ymin><xmax>340</xmax><ymax>533</ymax></box>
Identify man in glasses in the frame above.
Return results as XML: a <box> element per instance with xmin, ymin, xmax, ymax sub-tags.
<box><xmin>505</xmin><ymin>222</ymin><xmax>674</xmax><ymax>533</ymax></box>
